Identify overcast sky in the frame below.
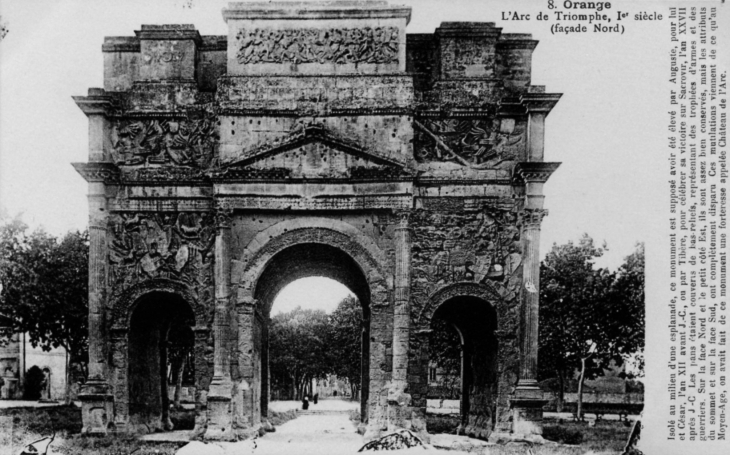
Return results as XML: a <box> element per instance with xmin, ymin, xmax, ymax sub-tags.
<box><xmin>0</xmin><ymin>0</ymin><xmax>665</xmax><ymax>272</ymax></box>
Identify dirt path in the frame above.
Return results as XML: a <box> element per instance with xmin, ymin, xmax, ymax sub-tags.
<box><xmin>254</xmin><ymin>412</ymin><xmax>363</xmax><ymax>454</ymax></box>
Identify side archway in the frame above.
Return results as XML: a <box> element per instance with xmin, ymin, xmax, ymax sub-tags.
<box><xmin>108</xmin><ymin>281</ymin><xmax>203</xmax><ymax>434</ymax></box>
<box><xmin>418</xmin><ymin>282</ymin><xmax>501</xmax><ymax>440</ymax></box>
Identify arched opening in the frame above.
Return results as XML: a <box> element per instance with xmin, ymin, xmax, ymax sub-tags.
<box><xmin>254</xmin><ymin>243</ymin><xmax>371</xmax><ymax>422</ymax></box>
<box><xmin>128</xmin><ymin>291</ymin><xmax>195</xmax><ymax>432</ymax></box>
<box><xmin>428</xmin><ymin>296</ymin><xmax>497</xmax><ymax>438</ymax></box>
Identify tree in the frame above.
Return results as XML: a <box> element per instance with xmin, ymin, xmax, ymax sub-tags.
<box><xmin>612</xmin><ymin>243</ymin><xmax>646</xmax><ymax>378</ymax></box>
<box><xmin>327</xmin><ymin>296</ymin><xmax>364</xmax><ymax>400</ymax></box>
<box><xmin>269</xmin><ymin>306</ymin><xmax>332</xmax><ymax>400</ymax></box>
<box><xmin>428</xmin><ymin>318</ymin><xmax>461</xmax><ymax>402</ymax></box>
<box><xmin>538</xmin><ymin>235</ymin><xmax>644</xmax><ymax>418</ymax></box>
<box><xmin>0</xmin><ymin>217</ymin><xmax>89</xmax><ymax>402</ymax></box>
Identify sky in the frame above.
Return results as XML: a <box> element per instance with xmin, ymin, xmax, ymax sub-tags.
<box><xmin>272</xmin><ymin>277</ymin><xmax>353</xmax><ymax>315</ymax></box>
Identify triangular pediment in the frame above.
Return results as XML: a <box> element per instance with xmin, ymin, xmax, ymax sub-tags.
<box><xmin>215</xmin><ymin>124</ymin><xmax>408</xmax><ymax>180</ymax></box>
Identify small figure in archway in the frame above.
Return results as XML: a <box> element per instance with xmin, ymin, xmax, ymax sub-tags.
<box><xmin>313</xmin><ymin>393</ymin><xmax>319</xmax><ymax>405</ymax></box>
<box><xmin>302</xmin><ymin>395</ymin><xmax>309</xmax><ymax>410</ymax></box>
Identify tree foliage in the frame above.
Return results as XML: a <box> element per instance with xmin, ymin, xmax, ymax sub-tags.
<box><xmin>269</xmin><ymin>306</ymin><xmax>332</xmax><ymax>400</ymax></box>
<box><xmin>0</xmin><ymin>217</ymin><xmax>89</xmax><ymax>372</ymax></box>
<box><xmin>269</xmin><ymin>296</ymin><xmax>365</xmax><ymax>400</ymax></box>
<box><xmin>428</xmin><ymin>318</ymin><xmax>461</xmax><ymax>399</ymax></box>
<box><xmin>538</xmin><ymin>235</ymin><xmax>644</xmax><ymax>415</ymax></box>
<box><xmin>327</xmin><ymin>295</ymin><xmax>363</xmax><ymax>397</ymax></box>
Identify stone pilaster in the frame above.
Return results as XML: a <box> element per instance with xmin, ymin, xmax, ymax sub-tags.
<box><xmin>517</xmin><ymin>209</ymin><xmax>548</xmax><ymax>384</ymax></box>
<box><xmin>74</xmin><ymin>90</ymin><xmax>115</xmax><ymax>435</ymax></box>
<box><xmin>388</xmin><ymin>211</ymin><xmax>412</xmax><ymax>429</ymax></box>
<box><xmin>510</xmin><ymin>162</ymin><xmax>560</xmax><ymax>439</ymax></box>
<box><xmin>79</xmin><ymin>186</ymin><xmax>115</xmax><ymax>434</ymax></box>
<box><xmin>233</xmin><ymin>298</ymin><xmax>258</xmax><ymax>436</ymax></box>
<box><xmin>206</xmin><ymin>206</ymin><xmax>235</xmax><ymax>440</ymax></box>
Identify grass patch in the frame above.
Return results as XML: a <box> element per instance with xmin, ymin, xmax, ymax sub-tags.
<box><xmin>426</xmin><ymin>413</ymin><xmax>461</xmax><ymax>435</ymax></box>
<box><xmin>0</xmin><ymin>405</ymin><xmax>180</xmax><ymax>455</ymax></box>
<box><xmin>57</xmin><ymin>433</ymin><xmax>180</xmax><ymax>455</ymax></box>
<box><xmin>542</xmin><ymin>426</ymin><xmax>583</xmax><ymax>445</ymax></box>
<box><xmin>541</xmin><ymin>418</ymin><xmax>632</xmax><ymax>454</ymax></box>
<box><xmin>0</xmin><ymin>405</ymin><xmax>82</xmax><ymax>435</ymax></box>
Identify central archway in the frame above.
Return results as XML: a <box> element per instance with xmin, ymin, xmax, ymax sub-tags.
<box><xmin>254</xmin><ymin>242</ymin><xmax>372</xmax><ymax>421</ymax></box>
<box><xmin>235</xmin><ymin>220</ymin><xmax>392</xmax><ymax>431</ymax></box>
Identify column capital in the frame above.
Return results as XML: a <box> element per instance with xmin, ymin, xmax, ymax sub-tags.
<box><xmin>73</xmin><ymin>162</ymin><xmax>121</xmax><ymax>184</ymax></box>
<box><xmin>394</xmin><ymin>210</ymin><xmax>411</xmax><ymax>229</ymax></box>
<box><xmin>520</xmin><ymin>92</ymin><xmax>562</xmax><ymax>115</ymax></box>
<box><xmin>73</xmin><ymin>89</ymin><xmax>116</xmax><ymax>117</ymax></box>
<box><xmin>214</xmin><ymin>203</ymin><xmax>234</xmax><ymax>230</ymax></box>
<box><xmin>521</xmin><ymin>208</ymin><xmax>549</xmax><ymax>228</ymax></box>
<box><xmin>513</xmin><ymin>162</ymin><xmax>561</xmax><ymax>185</ymax></box>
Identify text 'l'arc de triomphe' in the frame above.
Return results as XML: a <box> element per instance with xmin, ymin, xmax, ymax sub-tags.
<box><xmin>73</xmin><ymin>1</ymin><xmax>561</xmax><ymax>442</ymax></box>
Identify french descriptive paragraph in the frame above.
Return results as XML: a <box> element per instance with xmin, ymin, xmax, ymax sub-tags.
<box><xmin>667</xmin><ymin>5</ymin><xmax>728</xmax><ymax>443</ymax></box>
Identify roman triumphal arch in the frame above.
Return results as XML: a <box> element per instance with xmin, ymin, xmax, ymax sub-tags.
<box><xmin>73</xmin><ymin>1</ymin><xmax>561</xmax><ymax>442</ymax></box>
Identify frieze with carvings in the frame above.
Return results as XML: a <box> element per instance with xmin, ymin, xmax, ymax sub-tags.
<box><xmin>110</xmin><ymin>115</ymin><xmax>218</xmax><ymax>167</ymax></box>
<box><xmin>236</xmin><ymin>27</ymin><xmax>399</xmax><ymax>65</ymax></box>
<box><xmin>121</xmin><ymin>166</ymin><xmax>207</xmax><ymax>183</ymax></box>
<box><xmin>107</xmin><ymin>212</ymin><xmax>215</xmax><ymax>303</ymax></box>
<box><xmin>414</xmin><ymin>117</ymin><xmax>525</xmax><ymax>168</ymax></box>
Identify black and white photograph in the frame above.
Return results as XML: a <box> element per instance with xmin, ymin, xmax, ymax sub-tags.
<box><xmin>0</xmin><ymin>1</ymin><xmax>727</xmax><ymax>454</ymax></box>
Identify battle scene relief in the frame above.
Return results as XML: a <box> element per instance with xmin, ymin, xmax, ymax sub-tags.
<box><xmin>236</xmin><ymin>27</ymin><xmax>400</xmax><ymax>65</ymax></box>
<box><xmin>414</xmin><ymin>117</ymin><xmax>526</xmax><ymax>168</ymax></box>
<box><xmin>110</xmin><ymin>115</ymin><xmax>219</xmax><ymax>167</ymax></box>
<box><xmin>107</xmin><ymin>212</ymin><xmax>216</xmax><ymax>312</ymax></box>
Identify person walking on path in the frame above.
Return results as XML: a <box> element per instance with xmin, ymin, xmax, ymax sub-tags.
<box><xmin>302</xmin><ymin>395</ymin><xmax>309</xmax><ymax>410</ymax></box>
<box><xmin>313</xmin><ymin>393</ymin><xmax>319</xmax><ymax>405</ymax></box>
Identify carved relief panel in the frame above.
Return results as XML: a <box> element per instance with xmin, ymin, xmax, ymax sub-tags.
<box><xmin>107</xmin><ymin>212</ymin><xmax>216</xmax><ymax>311</ymax></box>
<box><xmin>411</xmin><ymin>204</ymin><xmax>524</xmax><ymax>321</ymax></box>
<box><xmin>236</xmin><ymin>27</ymin><xmax>400</xmax><ymax>65</ymax></box>
<box><xmin>110</xmin><ymin>115</ymin><xmax>218</xmax><ymax>167</ymax></box>
<box><xmin>414</xmin><ymin>117</ymin><xmax>525</xmax><ymax>168</ymax></box>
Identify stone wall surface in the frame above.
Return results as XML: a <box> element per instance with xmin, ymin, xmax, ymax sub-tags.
<box><xmin>73</xmin><ymin>0</ymin><xmax>561</xmax><ymax>443</ymax></box>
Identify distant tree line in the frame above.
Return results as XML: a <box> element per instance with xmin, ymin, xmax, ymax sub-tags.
<box><xmin>269</xmin><ymin>296</ymin><xmax>363</xmax><ymax>400</ymax></box>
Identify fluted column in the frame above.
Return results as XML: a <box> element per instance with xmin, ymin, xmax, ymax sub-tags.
<box><xmin>206</xmin><ymin>206</ymin><xmax>235</xmax><ymax>440</ymax></box>
<box><xmin>509</xmin><ymin>162</ymin><xmax>560</xmax><ymax>439</ymax></box>
<box><xmin>391</xmin><ymin>211</ymin><xmax>411</xmax><ymax>391</ymax></box>
<box><xmin>212</xmin><ymin>209</ymin><xmax>233</xmax><ymax>383</ymax></box>
<box><xmin>517</xmin><ymin>208</ymin><xmax>548</xmax><ymax>386</ymax></box>
<box><xmin>87</xmin><ymin>186</ymin><xmax>108</xmax><ymax>381</ymax></box>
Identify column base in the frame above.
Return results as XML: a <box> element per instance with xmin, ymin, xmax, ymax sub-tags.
<box><xmin>205</xmin><ymin>378</ymin><xmax>234</xmax><ymax>440</ymax></box>
<box><xmin>510</xmin><ymin>381</ymin><xmax>548</xmax><ymax>438</ymax></box>
<box><xmin>79</xmin><ymin>380</ymin><xmax>114</xmax><ymax>434</ymax></box>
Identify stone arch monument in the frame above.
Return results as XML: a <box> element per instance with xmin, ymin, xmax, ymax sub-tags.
<box><xmin>73</xmin><ymin>1</ymin><xmax>561</xmax><ymax>441</ymax></box>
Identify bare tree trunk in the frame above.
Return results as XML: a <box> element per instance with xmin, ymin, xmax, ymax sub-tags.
<box><xmin>557</xmin><ymin>369</ymin><xmax>565</xmax><ymax>413</ymax></box>
<box><xmin>64</xmin><ymin>350</ymin><xmax>72</xmax><ymax>405</ymax></box>
<box><xmin>577</xmin><ymin>357</ymin><xmax>586</xmax><ymax>421</ymax></box>
<box><xmin>173</xmin><ymin>359</ymin><xmax>186</xmax><ymax>408</ymax></box>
